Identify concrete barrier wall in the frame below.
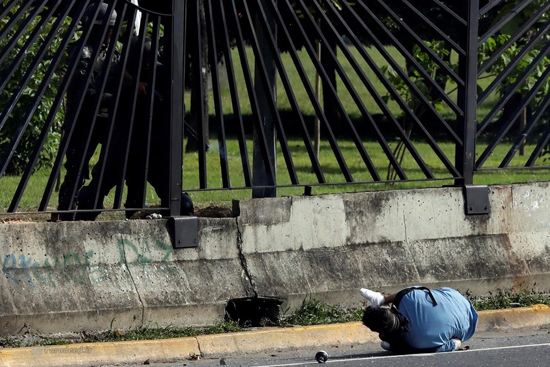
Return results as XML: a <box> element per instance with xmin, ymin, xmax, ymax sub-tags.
<box><xmin>1</xmin><ymin>182</ymin><xmax>550</xmax><ymax>336</ymax></box>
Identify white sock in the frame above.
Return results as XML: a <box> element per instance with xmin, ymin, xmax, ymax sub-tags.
<box><xmin>360</xmin><ymin>288</ymin><xmax>385</xmax><ymax>308</ymax></box>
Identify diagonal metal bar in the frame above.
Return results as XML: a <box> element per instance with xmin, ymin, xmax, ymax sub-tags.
<box><xmin>342</xmin><ymin>2</ymin><xmax>462</xmax><ymax>162</ymax></box>
<box><xmin>0</xmin><ymin>0</ymin><xmax>48</xmax><ymax>69</ymax></box>
<box><xmin>373</xmin><ymin>0</ymin><xmax>464</xmax><ymax>90</ymax></box>
<box><xmin>477</xmin><ymin>40</ymin><xmax>550</xmax><ymax>135</ymax></box>
<box><xmin>527</xmin><ymin>114</ymin><xmax>550</xmax><ymax>167</ymax></box>
<box><xmin>358</xmin><ymin>0</ymin><xmax>464</xmax><ymax>121</ymax></box>
<box><xmin>264</xmin><ymin>0</ymin><xmax>353</xmax><ymax>183</ymax></box>
<box><xmin>214</xmin><ymin>0</ymin><xmax>252</xmax><ymax>187</ymax></box>
<box><xmin>292</xmin><ymin>0</ymin><xmax>381</xmax><ymax>181</ymax></box>
<box><xmin>499</xmin><ymin>90</ymin><xmax>550</xmax><ymax>168</ymax></box>
<box><xmin>113</xmin><ymin>13</ymin><xmax>148</xmax><ymax>209</ymax></box>
<box><xmin>430</xmin><ymin>0</ymin><xmax>467</xmax><ymax>26</ymax></box>
<box><xmin>401</xmin><ymin>0</ymin><xmax>465</xmax><ymax>55</ymax></box>
<box><xmin>240</xmin><ymin>0</ymin><xmax>300</xmax><ymax>185</ymax></box>
<box><xmin>480</xmin><ymin>0</ymin><xmax>503</xmax><ymax>16</ymax></box>
<box><xmin>226</xmin><ymin>0</ymin><xmax>277</xmax><ymax>187</ymax></box>
<box><xmin>318</xmin><ymin>0</ymin><xmax>409</xmax><ymax>180</ymax></box>
<box><xmin>253</xmin><ymin>0</ymin><xmax>325</xmax><ymax>184</ymax></box>
<box><xmin>0</xmin><ymin>0</ymin><xmax>20</xmax><ymax>23</ymax></box>
<box><xmin>88</xmin><ymin>4</ymin><xmax>135</xmax><ymax>212</ymax></box>
<box><xmin>479</xmin><ymin>0</ymin><xmax>535</xmax><ymax>44</ymax></box>
<box><xmin>0</xmin><ymin>0</ymin><xmax>70</xmax><ymax>176</ymax></box>
<box><xmin>326</xmin><ymin>0</ymin><xmax>446</xmax><ymax>179</ymax></box>
<box><xmin>63</xmin><ymin>0</ymin><xmax>125</xmax><ymax>212</ymax></box>
<box><xmin>478</xmin><ymin>6</ymin><xmax>550</xmax><ymax>76</ymax></box>
<box><xmin>205</xmin><ymin>0</ymin><xmax>230</xmax><ymax>188</ymax></box>
<box><xmin>128</xmin><ymin>13</ymin><xmax>160</xmax><ymax>209</ymax></box>
<box><xmin>7</xmin><ymin>0</ymin><xmax>87</xmax><ymax>212</ymax></box>
<box><xmin>476</xmin><ymin>62</ymin><xmax>550</xmax><ymax>169</ymax></box>
<box><xmin>0</xmin><ymin>6</ymin><xmax>63</xmax><ymax>128</ymax></box>
<box><xmin>0</xmin><ymin>0</ymin><xmax>34</xmax><ymax>47</ymax></box>
<box><xmin>39</xmin><ymin>0</ymin><xmax>110</xmax><ymax>211</ymax></box>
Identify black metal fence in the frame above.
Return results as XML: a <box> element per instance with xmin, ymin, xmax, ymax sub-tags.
<box><xmin>1</xmin><ymin>0</ymin><xmax>549</xmax><ymax>219</ymax></box>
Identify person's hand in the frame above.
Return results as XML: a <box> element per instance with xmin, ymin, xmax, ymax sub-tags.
<box><xmin>360</xmin><ymin>288</ymin><xmax>385</xmax><ymax>307</ymax></box>
<box><xmin>138</xmin><ymin>82</ymin><xmax>148</xmax><ymax>95</ymax></box>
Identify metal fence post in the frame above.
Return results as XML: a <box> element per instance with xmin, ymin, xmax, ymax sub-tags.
<box><xmin>252</xmin><ymin>0</ymin><xmax>277</xmax><ymax>198</ymax></box>
<box><xmin>457</xmin><ymin>0</ymin><xmax>490</xmax><ymax>216</ymax></box>
<box><xmin>456</xmin><ymin>0</ymin><xmax>480</xmax><ymax>186</ymax></box>
<box><xmin>168</xmin><ymin>0</ymin><xmax>185</xmax><ymax>216</ymax></box>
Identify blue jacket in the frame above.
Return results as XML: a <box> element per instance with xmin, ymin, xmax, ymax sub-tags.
<box><xmin>396</xmin><ymin>287</ymin><xmax>478</xmax><ymax>352</ymax></box>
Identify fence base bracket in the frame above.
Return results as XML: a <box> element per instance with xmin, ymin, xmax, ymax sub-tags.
<box><xmin>169</xmin><ymin>217</ymin><xmax>199</xmax><ymax>249</ymax></box>
<box><xmin>463</xmin><ymin>185</ymin><xmax>491</xmax><ymax>215</ymax></box>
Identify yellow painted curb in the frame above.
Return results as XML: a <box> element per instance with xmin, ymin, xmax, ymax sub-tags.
<box><xmin>196</xmin><ymin>322</ymin><xmax>377</xmax><ymax>357</ymax></box>
<box><xmin>0</xmin><ymin>337</ymin><xmax>200</xmax><ymax>367</ymax></box>
<box><xmin>477</xmin><ymin>303</ymin><xmax>550</xmax><ymax>331</ymax></box>
<box><xmin>1</xmin><ymin>305</ymin><xmax>549</xmax><ymax>366</ymax></box>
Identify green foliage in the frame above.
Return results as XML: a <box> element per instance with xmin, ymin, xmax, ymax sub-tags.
<box><xmin>281</xmin><ymin>298</ymin><xmax>362</xmax><ymax>326</ymax></box>
<box><xmin>381</xmin><ymin>40</ymin><xmax>449</xmax><ymax>115</ymax></box>
<box><xmin>0</xmin><ymin>6</ymin><xmax>70</xmax><ymax>175</ymax></box>
<box><xmin>479</xmin><ymin>34</ymin><xmax>550</xmax><ymax>100</ymax></box>
<box><xmin>471</xmin><ymin>289</ymin><xmax>550</xmax><ymax>311</ymax></box>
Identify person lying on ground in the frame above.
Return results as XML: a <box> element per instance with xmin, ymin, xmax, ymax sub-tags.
<box><xmin>360</xmin><ymin>286</ymin><xmax>478</xmax><ymax>353</ymax></box>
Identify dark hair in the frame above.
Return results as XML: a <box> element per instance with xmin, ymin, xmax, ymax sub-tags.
<box><xmin>362</xmin><ymin>306</ymin><xmax>400</xmax><ymax>334</ymax></box>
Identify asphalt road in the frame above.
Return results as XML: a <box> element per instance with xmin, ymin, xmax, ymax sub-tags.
<box><xmin>93</xmin><ymin>327</ymin><xmax>550</xmax><ymax>367</ymax></box>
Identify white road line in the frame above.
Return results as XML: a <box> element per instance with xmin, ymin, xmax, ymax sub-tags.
<box><xmin>255</xmin><ymin>343</ymin><xmax>550</xmax><ymax>367</ymax></box>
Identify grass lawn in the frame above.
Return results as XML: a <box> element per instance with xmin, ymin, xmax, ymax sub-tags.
<box><xmin>2</xmin><ymin>46</ymin><xmax>550</xmax><ymax>215</ymax></box>
<box><xmin>2</xmin><ymin>137</ymin><xmax>550</xmax><ymax>214</ymax></box>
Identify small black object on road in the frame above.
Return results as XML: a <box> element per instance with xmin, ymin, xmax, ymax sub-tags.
<box><xmin>315</xmin><ymin>350</ymin><xmax>328</xmax><ymax>363</ymax></box>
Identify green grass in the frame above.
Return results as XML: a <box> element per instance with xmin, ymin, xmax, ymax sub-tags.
<box><xmin>2</xmin><ymin>137</ymin><xmax>550</xmax><ymax>213</ymax></box>
<box><xmin>2</xmin><ymin>45</ymin><xmax>548</xmax><ymax>214</ymax></box>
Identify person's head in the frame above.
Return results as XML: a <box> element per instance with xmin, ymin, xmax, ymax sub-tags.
<box><xmin>83</xmin><ymin>3</ymin><xmax>118</xmax><ymax>43</ymax></box>
<box><xmin>362</xmin><ymin>306</ymin><xmax>401</xmax><ymax>335</ymax></box>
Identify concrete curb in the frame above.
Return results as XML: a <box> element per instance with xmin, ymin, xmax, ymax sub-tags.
<box><xmin>1</xmin><ymin>305</ymin><xmax>549</xmax><ymax>367</ymax></box>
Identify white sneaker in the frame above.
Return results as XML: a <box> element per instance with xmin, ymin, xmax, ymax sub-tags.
<box><xmin>360</xmin><ymin>288</ymin><xmax>385</xmax><ymax>308</ymax></box>
<box><xmin>380</xmin><ymin>341</ymin><xmax>391</xmax><ymax>351</ymax></box>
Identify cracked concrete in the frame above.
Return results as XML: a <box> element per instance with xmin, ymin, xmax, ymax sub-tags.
<box><xmin>118</xmin><ymin>236</ymin><xmax>145</xmax><ymax>326</ymax></box>
<box><xmin>235</xmin><ymin>218</ymin><xmax>257</xmax><ymax>298</ymax></box>
<box><xmin>2</xmin><ymin>182</ymin><xmax>550</xmax><ymax>336</ymax></box>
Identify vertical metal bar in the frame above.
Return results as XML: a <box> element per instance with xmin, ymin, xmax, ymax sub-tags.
<box><xmin>169</xmin><ymin>0</ymin><xmax>185</xmax><ymax>216</ymax></box>
<box><xmin>253</xmin><ymin>0</ymin><xmax>325</xmax><ymax>184</ymax></box>
<box><xmin>241</xmin><ymin>0</ymin><xmax>298</xmax><ymax>186</ymax></box>
<box><xmin>192</xmin><ymin>0</ymin><xmax>208</xmax><ymax>189</ymax></box>
<box><xmin>252</xmin><ymin>0</ymin><xmax>277</xmax><ymax>198</ymax></box>
<box><xmin>455</xmin><ymin>0</ymin><xmax>479</xmax><ymax>186</ymax></box>
<box><xmin>215</xmin><ymin>0</ymin><xmax>252</xmax><ymax>187</ymax></box>
<box><xmin>67</xmin><ymin>0</ymin><xmax>121</xmax><ymax>213</ymax></box>
<box><xmin>39</xmin><ymin>0</ymin><xmax>105</xmax><ymax>211</ymax></box>
<box><xmin>205</xmin><ymin>0</ymin><xmax>231</xmax><ymax>188</ymax></box>
<box><xmin>227</xmin><ymin>0</ymin><xmax>277</xmax><ymax>189</ymax></box>
<box><xmin>276</xmin><ymin>0</ymin><xmax>354</xmax><ymax>182</ymax></box>
<box><xmin>113</xmin><ymin>20</ymin><xmax>147</xmax><ymax>210</ymax></box>
<box><xmin>89</xmin><ymin>5</ymin><xmax>134</xmax><ymax>211</ymax></box>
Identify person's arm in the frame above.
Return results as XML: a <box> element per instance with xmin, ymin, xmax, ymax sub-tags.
<box><xmin>436</xmin><ymin>338</ymin><xmax>462</xmax><ymax>352</ymax></box>
<box><xmin>384</xmin><ymin>293</ymin><xmax>396</xmax><ymax>304</ymax></box>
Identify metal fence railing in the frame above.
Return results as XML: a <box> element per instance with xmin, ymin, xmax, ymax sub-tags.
<box><xmin>1</xmin><ymin>0</ymin><xmax>550</xmax><ymax>220</ymax></box>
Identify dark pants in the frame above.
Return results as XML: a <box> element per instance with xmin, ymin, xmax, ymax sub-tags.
<box><xmin>57</xmin><ymin>91</ymin><xmax>107</xmax><ymax>220</ymax></box>
<box><xmin>76</xmin><ymin>85</ymin><xmax>170</xmax><ymax>220</ymax></box>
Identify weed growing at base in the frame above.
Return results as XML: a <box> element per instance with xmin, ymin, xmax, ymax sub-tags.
<box><xmin>0</xmin><ymin>290</ymin><xmax>548</xmax><ymax>348</ymax></box>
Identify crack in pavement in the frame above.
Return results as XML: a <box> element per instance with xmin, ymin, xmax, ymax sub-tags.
<box><xmin>236</xmin><ymin>217</ymin><xmax>257</xmax><ymax>297</ymax></box>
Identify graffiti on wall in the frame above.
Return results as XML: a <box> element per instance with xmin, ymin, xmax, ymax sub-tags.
<box><xmin>1</xmin><ymin>239</ymin><xmax>175</xmax><ymax>288</ymax></box>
